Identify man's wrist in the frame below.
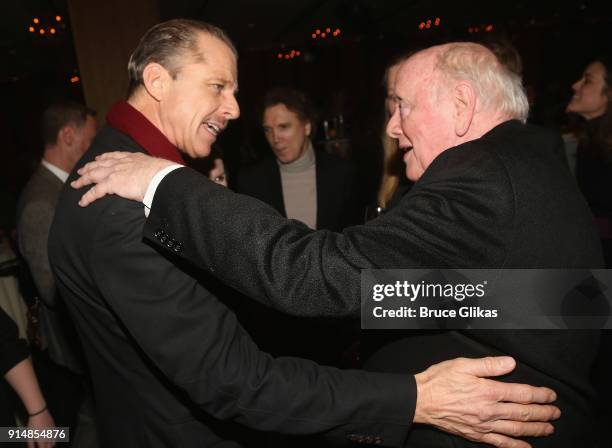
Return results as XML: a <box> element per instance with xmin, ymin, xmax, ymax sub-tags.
<box><xmin>413</xmin><ymin>372</ymin><xmax>429</xmax><ymax>424</ymax></box>
<box><xmin>143</xmin><ymin>164</ymin><xmax>183</xmax><ymax>216</ymax></box>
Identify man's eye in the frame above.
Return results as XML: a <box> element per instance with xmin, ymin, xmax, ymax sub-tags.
<box><xmin>211</xmin><ymin>84</ymin><xmax>224</xmax><ymax>92</ymax></box>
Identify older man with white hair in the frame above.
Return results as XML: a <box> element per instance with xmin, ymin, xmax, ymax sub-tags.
<box><xmin>72</xmin><ymin>42</ymin><xmax>604</xmax><ymax>447</ymax></box>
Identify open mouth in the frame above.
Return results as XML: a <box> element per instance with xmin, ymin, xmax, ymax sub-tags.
<box><xmin>203</xmin><ymin>121</ymin><xmax>221</xmax><ymax>136</ymax></box>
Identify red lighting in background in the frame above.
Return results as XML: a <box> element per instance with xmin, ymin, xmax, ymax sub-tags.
<box><xmin>418</xmin><ymin>17</ymin><xmax>442</xmax><ymax>31</ymax></box>
<box><xmin>468</xmin><ymin>23</ymin><xmax>493</xmax><ymax>34</ymax></box>
<box><xmin>29</xmin><ymin>15</ymin><xmax>65</xmax><ymax>37</ymax></box>
<box><xmin>276</xmin><ymin>49</ymin><xmax>302</xmax><ymax>61</ymax></box>
<box><xmin>70</xmin><ymin>76</ymin><xmax>80</xmax><ymax>84</ymax></box>
<box><xmin>312</xmin><ymin>27</ymin><xmax>341</xmax><ymax>40</ymax></box>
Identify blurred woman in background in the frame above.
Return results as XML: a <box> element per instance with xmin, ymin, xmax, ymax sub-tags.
<box><xmin>376</xmin><ymin>54</ymin><xmax>413</xmax><ymax>214</ymax></box>
<box><xmin>566</xmin><ymin>56</ymin><xmax>612</xmax><ymax>265</ymax></box>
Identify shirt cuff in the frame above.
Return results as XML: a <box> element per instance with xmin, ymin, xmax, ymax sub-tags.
<box><xmin>143</xmin><ymin>164</ymin><xmax>184</xmax><ymax>217</ymax></box>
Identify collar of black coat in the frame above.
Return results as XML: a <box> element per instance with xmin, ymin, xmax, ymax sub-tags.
<box><xmin>106</xmin><ymin>101</ymin><xmax>184</xmax><ymax>164</ymax></box>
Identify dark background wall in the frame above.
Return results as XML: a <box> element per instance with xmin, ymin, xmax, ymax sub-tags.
<box><xmin>1</xmin><ymin>0</ymin><xmax>611</xmax><ymax>228</ymax></box>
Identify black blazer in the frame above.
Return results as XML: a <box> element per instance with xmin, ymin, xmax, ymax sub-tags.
<box><xmin>144</xmin><ymin>120</ymin><xmax>606</xmax><ymax>447</ymax></box>
<box><xmin>236</xmin><ymin>149</ymin><xmax>360</xmax><ymax>231</ymax></box>
<box><xmin>48</xmin><ymin>126</ymin><xmax>414</xmax><ymax>448</ymax></box>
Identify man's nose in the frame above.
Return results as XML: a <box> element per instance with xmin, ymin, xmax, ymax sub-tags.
<box><xmin>386</xmin><ymin>108</ymin><xmax>402</xmax><ymax>139</ymax></box>
<box><xmin>223</xmin><ymin>94</ymin><xmax>240</xmax><ymax>120</ymax></box>
<box><xmin>270</xmin><ymin>130</ymin><xmax>279</xmax><ymax>144</ymax></box>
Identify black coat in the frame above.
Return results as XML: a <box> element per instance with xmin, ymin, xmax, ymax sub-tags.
<box><xmin>48</xmin><ymin>126</ymin><xmax>414</xmax><ymax>448</ymax></box>
<box><xmin>236</xmin><ymin>149</ymin><xmax>360</xmax><ymax>231</ymax></box>
<box><xmin>144</xmin><ymin>120</ymin><xmax>605</xmax><ymax>447</ymax></box>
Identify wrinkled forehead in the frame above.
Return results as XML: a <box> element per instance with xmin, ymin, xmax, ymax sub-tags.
<box><xmin>394</xmin><ymin>51</ymin><xmax>438</xmax><ymax>97</ymax></box>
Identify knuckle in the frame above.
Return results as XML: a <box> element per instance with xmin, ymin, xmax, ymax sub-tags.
<box><xmin>519</xmin><ymin>407</ymin><xmax>532</xmax><ymax>421</ymax></box>
<box><xmin>477</xmin><ymin>407</ymin><xmax>493</xmax><ymax>422</ymax></box>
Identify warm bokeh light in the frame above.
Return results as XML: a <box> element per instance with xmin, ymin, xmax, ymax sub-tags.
<box><xmin>311</xmin><ymin>33</ymin><xmax>316</xmax><ymax>39</ymax></box>
<box><xmin>321</xmin><ymin>32</ymin><xmax>326</xmax><ymax>38</ymax></box>
<box><xmin>326</xmin><ymin>27</ymin><xmax>331</xmax><ymax>33</ymax></box>
<box><xmin>435</xmin><ymin>17</ymin><xmax>441</xmax><ymax>26</ymax></box>
<box><xmin>39</xmin><ymin>28</ymin><xmax>45</xmax><ymax>34</ymax></box>
<box><xmin>70</xmin><ymin>76</ymin><xmax>80</xmax><ymax>83</ymax></box>
<box><xmin>55</xmin><ymin>15</ymin><xmax>62</xmax><ymax>22</ymax></box>
<box><xmin>28</xmin><ymin>26</ymin><xmax>35</xmax><ymax>33</ymax></box>
<box><xmin>485</xmin><ymin>24</ymin><xmax>494</xmax><ymax>32</ymax></box>
<box><xmin>50</xmin><ymin>28</ymin><xmax>56</xmax><ymax>34</ymax></box>
<box><xmin>33</xmin><ymin>18</ymin><xmax>39</xmax><ymax>24</ymax></box>
<box><xmin>316</xmin><ymin>29</ymin><xmax>321</xmax><ymax>34</ymax></box>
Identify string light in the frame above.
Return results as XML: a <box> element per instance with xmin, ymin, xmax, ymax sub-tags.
<box><xmin>468</xmin><ymin>24</ymin><xmax>493</xmax><ymax>34</ymax></box>
<box><xmin>276</xmin><ymin>49</ymin><xmax>302</xmax><ymax>61</ymax></box>
<box><xmin>28</xmin><ymin>15</ymin><xmax>65</xmax><ymax>37</ymax></box>
<box><xmin>311</xmin><ymin>27</ymin><xmax>341</xmax><ymax>39</ymax></box>
<box><xmin>418</xmin><ymin>17</ymin><xmax>442</xmax><ymax>31</ymax></box>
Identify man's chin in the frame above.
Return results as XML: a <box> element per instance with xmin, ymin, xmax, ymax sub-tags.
<box><xmin>405</xmin><ymin>165</ymin><xmax>422</xmax><ymax>182</ymax></box>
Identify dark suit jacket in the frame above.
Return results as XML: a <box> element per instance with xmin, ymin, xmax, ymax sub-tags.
<box><xmin>236</xmin><ymin>149</ymin><xmax>359</xmax><ymax>231</ymax></box>
<box><xmin>48</xmin><ymin>126</ymin><xmax>414</xmax><ymax>448</ymax></box>
<box><xmin>236</xmin><ymin>151</ymin><xmax>360</xmax><ymax>364</ymax></box>
<box><xmin>144</xmin><ymin>120</ymin><xmax>606</xmax><ymax>447</ymax></box>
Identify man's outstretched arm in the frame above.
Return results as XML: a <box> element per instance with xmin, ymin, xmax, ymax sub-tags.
<box><xmin>71</xmin><ymin>152</ymin><xmax>562</xmax><ymax>447</ymax></box>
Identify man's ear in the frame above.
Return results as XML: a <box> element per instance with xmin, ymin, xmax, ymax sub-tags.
<box><xmin>453</xmin><ymin>82</ymin><xmax>476</xmax><ymax>137</ymax></box>
<box><xmin>142</xmin><ymin>63</ymin><xmax>170</xmax><ymax>101</ymax></box>
<box><xmin>305</xmin><ymin>121</ymin><xmax>312</xmax><ymax>137</ymax></box>
<box><xmin>58</xmin><ymin>124</ymin><xmax>75</xmax><ymax>146</ymax></box>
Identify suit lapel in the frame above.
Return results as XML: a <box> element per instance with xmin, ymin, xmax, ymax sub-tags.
<box><xmin>266</xmin><ymin>160</ymin><xmax>287</xmax><ymax>217</ymax></box>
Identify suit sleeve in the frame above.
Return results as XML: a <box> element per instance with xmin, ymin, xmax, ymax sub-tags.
<box><xmin>144</xmin><ymin>160</ymin><xmax>511</xmax><ymax>318</ymax></box>
<box><xmin>91</xmin><ymin>202</ymin><xmax>415</xmax><ymax>445</ymax></box>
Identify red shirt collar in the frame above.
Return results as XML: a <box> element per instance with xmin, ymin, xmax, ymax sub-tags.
<box><xmin>106</xmin><ymin>101</ymin><xmax>184</xmax><ymax>164</ymax></box>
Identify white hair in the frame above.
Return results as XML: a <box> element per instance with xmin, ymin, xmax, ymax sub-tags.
<box><xmin>434</xmin><ymin>42</ymin><xmax>529</xmax><ymax>123</ymax></box>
